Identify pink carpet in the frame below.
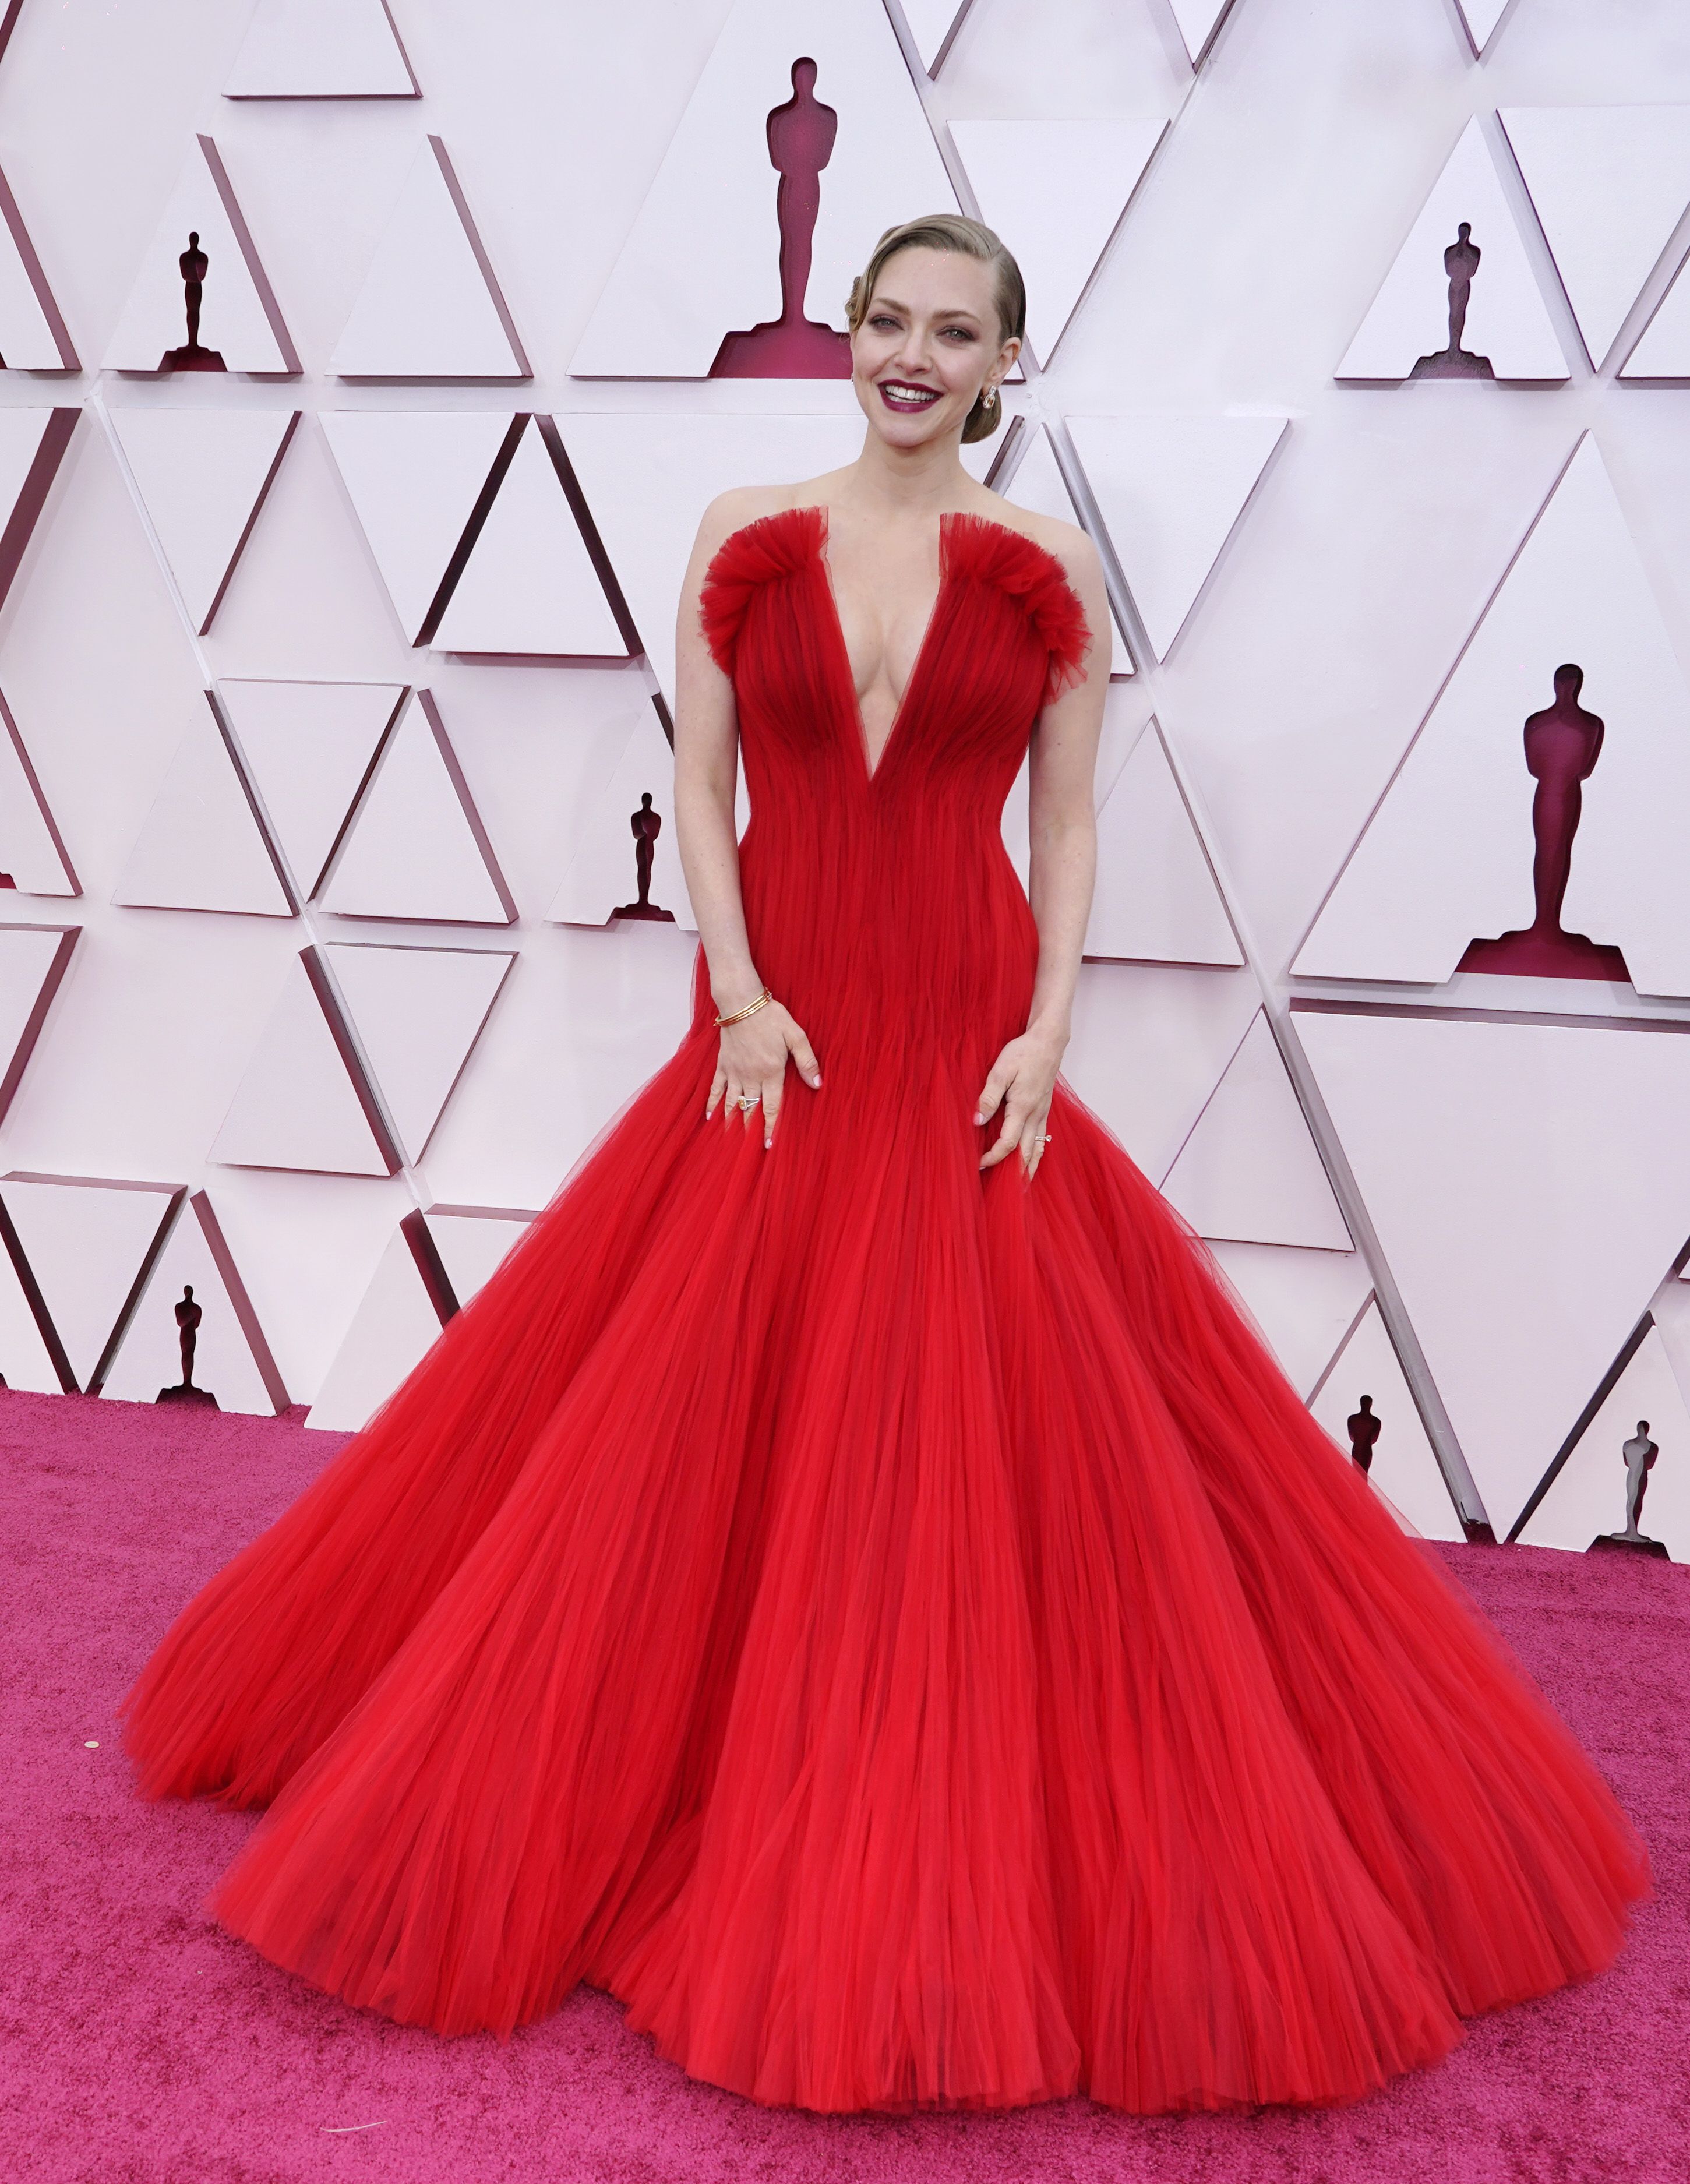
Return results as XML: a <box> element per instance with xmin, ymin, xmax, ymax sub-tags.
<box><xmin>1</xmin><ymin>1387</ymin><xmax>1684</xmax><ymax>2184</ymax></box>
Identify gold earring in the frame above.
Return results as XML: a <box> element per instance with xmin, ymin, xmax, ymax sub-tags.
<box><xmin>982</xmin><ymin>383</ymin><xmax>997</xmax><ymax>408</ymax></box>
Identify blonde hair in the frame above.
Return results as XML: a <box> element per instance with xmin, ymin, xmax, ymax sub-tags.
<box><xmin>844</xmin><ymin>214</ymin><xmax>1025</xmax><ymax>444</ymax></box>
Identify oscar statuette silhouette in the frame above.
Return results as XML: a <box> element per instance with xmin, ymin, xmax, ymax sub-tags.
<box><xmin>1409</xmin><ymin>222</ymin><xmax>1495</xmax><ymax>381</ymax></box>
<box><xmin>612</xmin><ymin>793</ymin><xmax>676</xmax><ymax>923</ymax></box>
<box><xmin>160</xmin><ymin>231</ymin><xmax>227</xmax><ymax>372</ymax></box>
<box><xmin>1457</xmin><ymin>664</ymin><xmax>1631</xmax><ymax>983</ymax></box>
<box><xmin>157</xmin><ymin>1284</ymin><xmax>219</xmax><ymax>1407</ymax></box>
<box><xmin>1347</xmin><ymin>1394</ymin><xmax>1382</xmax><ymax>1474</ymax></box>
<box><xmin>711</xmin><ymin>58</ymin><xmax>852</xmax><ymax>379</ymax></box>
<box><xmin>1591</xmin><ymin>1421</ymin><xmax>1668</xmax><ymax>1558</ymax></box>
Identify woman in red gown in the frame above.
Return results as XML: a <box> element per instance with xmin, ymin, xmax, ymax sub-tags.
<box><xmin>123</xmin><ymin>215</ymin><xmax>1647</xmax><ymax>2116</ymax></box>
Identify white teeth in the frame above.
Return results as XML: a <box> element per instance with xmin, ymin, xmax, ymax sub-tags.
<box><xmin>883</xmin><ymin>386</ymin><xmax>937</xmax><ymax>408</ymax></box>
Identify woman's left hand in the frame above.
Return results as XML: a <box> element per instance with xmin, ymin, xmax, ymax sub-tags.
<box><xmin>975</xmin><ymin>1026</ymin><xmax>1064</xmax><ymax>1179</ymax></box>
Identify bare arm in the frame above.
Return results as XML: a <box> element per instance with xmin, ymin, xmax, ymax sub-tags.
<box><xmin>673</xmin><ymin>491</ymin><xmax>822</xmax><ymax>1148</ymax></box>
<box><xmin>975</xmin><ymin>530</ymin><xmax>1112</xmax><ymax>1179</ymax></box>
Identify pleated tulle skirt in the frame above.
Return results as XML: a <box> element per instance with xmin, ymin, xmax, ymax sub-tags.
<box><xmin>121</xmin><ymin>1002</ymin><xmax>1649</xmax><ymax>2116</ymax></box>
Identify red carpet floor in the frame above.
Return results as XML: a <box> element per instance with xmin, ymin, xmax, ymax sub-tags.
<box><xmin>2</xmin><ymin>1385</ymin><xmax>1686</xmax><ymax>2184</ymax></box>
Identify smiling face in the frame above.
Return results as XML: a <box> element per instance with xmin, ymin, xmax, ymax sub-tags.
<box><xmin>849</xmin><ymin>246</ymin><xmax>1018</xmax><ymax>451</ymax></box>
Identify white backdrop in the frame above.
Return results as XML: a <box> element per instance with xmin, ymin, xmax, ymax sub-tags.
<box><xmin>1</xmin><ymin>0</ymin><xmax>1689</xmax><ymax>1560</ymax></box>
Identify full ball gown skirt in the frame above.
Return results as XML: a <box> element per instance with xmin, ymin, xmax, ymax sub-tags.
<box><xmin>123</xmin><ymin>508</ymin><xmax>1647</xmax><ymax>2115</ymax></box>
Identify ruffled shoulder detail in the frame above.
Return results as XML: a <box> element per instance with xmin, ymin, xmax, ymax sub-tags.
<box><xmin>698</xmin><ymin>505</ymin><xmax>825</xmax><ymax>680</ymax></box>
<box><xmin>943</xmin><ymin>512</ymin><xmax>1094</xmax><ymax>701</ymax></box>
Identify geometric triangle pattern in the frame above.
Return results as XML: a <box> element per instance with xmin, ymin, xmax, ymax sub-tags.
<box><xmin>209</xmin><ymin>947</ymin><xmax>399</xmax><ymax>1177</ymax></box>
<box><xmin>108</xmin><ymin>407</ymin><xmax>299</xmax><ymax>631</ymax></box>
<box><xmin>569</xmin><ymin>0</ymin><xmax>958</xmax><ymax>376</ymax></box>
<box><xmin>1085</xmin><ymin>718</ymin><xmax>1241</xmax><ymax>966</ymax></box>
<box><xmin>1294</xmin><ymin>1003</ymin><xmax>1690</xmax><ymax>1536</ymax></box>
<box><xmin>1307</xmin><ymin>1296</ymin><xmax>1466</xmax><ymax>1542</ymax></box>
<box><xmin>1621</xmin><ymin>237</ymin><xmax>1690</xmax><ymax>378</ymax></box>
<box><xmin>1161</xmin><ymin>1010</ymin><xmax>1353</xmax><ymax>1250</ymax></box>
<box><xmin>0</xmin><ymin>161</ymin><xmax>77</xmax><ymax>369</ymax></box>
<box><xmin>1499</xmin><ymin>105</ymin><xmax>1690</xmax><ymax>370</ymax></box>
<box><xmin>1451</xmin><ymin>0</ymin><xmax>1513</xmax><ymax>57</ymax></box>
<box><xmin>1294</xmin><ymin>434</ymin><xmax>1690</xmax><ymax>996</ymax></box>
<box><xmin>898</xmin><ymin>0</ymin><xmax>973</xmax><ymax>76</ymax></box>
<box><xmin>0</xmin><ymin>690</ymin><xmax>77</xmax><ymax>895</ymax></box>
<box><xmin>994</xmin><ymin>424</ymin><xmax>1131</xmax><ymax>675</ymax></box>
<box><xmin>329</xmin><ymin>136</ymin><xmax>528</xmax><ymax>379</ymax></box>
<box><xmin>1336</xmin><ymin>118</ymin><xmax>1567</xmax><ymax>384</ymax></box>
<box><xmin>0</xmin><ymin>1171</ymin><xmax>183</xmax><ymax>1393</ymax></box>
<box><xmin>0</xmin><ymin>407</ymin><xmax>77</xmax><ymax>615</ymax></box>
<box><xmin>218</xmin><ymin>679</ymin><xmax>408</xmax><ymax>902</ymax></box>
<box><xmin>1168</xmin><ymin>0</ymin><xmax>1239</xmax><ymax>68</ymax></box>
<box><xmin>0</xmin><ymin>924</ymin><xmax>78</xmax><ymax>1127</ymax></box>
<box><xmin>948</xmin><ymin>118</ymin><xmax>1166</xmax><ymax>366</ymax></box>
<box><xmin>432</xmin><ymin>416</ymin><xmax>630</xmax><ymax>657</ymax></box>
<box><xmin>1515</xmin><ymin>1320</ymin><xmax>1690</xmax><ymax>1562</ymax></box>
<box><xmin>101</xmin><ymin>135</ymin><xmax>299</xmax><ymax>373</ymax></box>
<box><xmin>317</xmin><ymin>691</ymin><xmax>516</xmax><ymax>926</ymax></box>
<box><xmin>1064</xmin><ymin>412</ymin><xmax>1287</xmax><ymax>659</ymax></box>
<box><xmin>222</xmin><ymin>0</ymin><xmax>419</xmax><ymax>99</ymax></box>
<box><xmin>111</xmin><ymin>696</ymin><xmax>296</xmax><ymax>918</ymax></box>
<box><xmin>305</xmin><ymin>1213</ymin><xmax>450</xmax><ymax>1432</ymax></box>
<box><xmin>423</xmin><ymin>1204</ymin><xmax>536</xmax><ymax>1308</ymax></box>
<box><xmin>97</xmin><ymin>1188</ymin><xmax>289</xmax><ymax>1413</ymax></box>
<box><xmin>319</xmin><ymin>408</ymin><xmax>521</xmax><ymax>645</ymax></box>
<box><xmin>326</xmin><ymin>941</ymin><xmax>516</xmax><ymax>1164</ymax></box>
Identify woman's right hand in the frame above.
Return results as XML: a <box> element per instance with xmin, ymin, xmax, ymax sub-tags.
<box><xmin>705</xmin><ymin>998</ymin><xmax>821</xmax><ymax>1148</ymax></box>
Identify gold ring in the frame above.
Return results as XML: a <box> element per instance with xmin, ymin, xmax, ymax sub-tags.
<box><xmin>737</xmin><ymin>1093</ymin><xmax>758</xmax><ymax>1111</ymax></box>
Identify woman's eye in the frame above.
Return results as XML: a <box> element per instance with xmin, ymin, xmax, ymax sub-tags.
<box><xmin>870</xmin><ymin>315</ymin><xmax>899</xmax><ymax>330</ymax></box>
<box><xmin>941</xmin><ymin>327</ymin><xmax>976</xmax><ymax>341</ymax></box>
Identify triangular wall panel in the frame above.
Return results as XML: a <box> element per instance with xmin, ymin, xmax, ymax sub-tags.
<box><xmin>432</xmin><ymin>417</ymin><xmax>629</xmax><ymax>657</ymax></box>
<box><xmin>329</xmin><ymin>137</ymin><xmax>528</xmax><ymax>378</ymax></box>
<box><xmin>0</xmin><ymin>691</ymin><xmax>77</xmax><ymax>895</ymax></box>
<box><xmin>327</xmin><ymin>943</ymin><xmax>516</xmax><ymax>1163</ymax></box>
<box><xmin>1169</xmin><ymin>0</ymin><xmax>1239</xmax><ymax>67</ymax></box>
<box><xmin>317</xmin><ymin>691</ymin><xmax>515</xmax><ymax>926</ymax></box>
<box><xmin>102</xmin><ymin>136</ymin><xmax>298</xmax><ymax>373</ymax></box>
<box><xmin>0</xmin><ymin>408</ymin><xmax>77</xmax><ymax>613</ymax></box>
<box><xmin>98</xmin><ymin>1190</ymin><xmax>288</xmax><ymax>1412</ymax></box>
<box><xmin>219</xmin><ymin>679</ymin><xmax>407</xmax><ymax>900</ymax></box>
<box><xmin>570</xmin><ymin>0</ymin><xmax>958</xmax><ymax>376</ymax></box>
<box><xmin>1621</xmin><ymin>242</ymin><xmax>1690</xmax><ymax>378</ymax></box>
<box><xmin>899</xmin><ymin>0</ymin><xmax>974</xmax><ymax>75</ymax></box>
<box><xmin>1160</xmin><ymin>1011</ymin><xmax>1353</xmax><ymax>1250</ymax></box>
<box><xmin>1085</xmin><ymin>719</ymin><xmax>1241</xmax><ymax>965</ymax></box>
<box><xmin>112</xmin><ymin>696</ymin><xmax>295</xmax><ymax>917</ymax></box>
<box><xmin>0</xmin><ymin>163</ymin><xmax>77</xmax><ymax>368</ymax></box>
<box><xmin>563</xmin><ymin>413</ymin><xmax>867</xmax><ymax>701</ymax></box>
<box><xmin>996</xmin><ymin>424</ymin><xmax>1131</xmax><ymax>675</ymax></box>
<box><xmin>1308</xmin><ymin>1297</ymin><xmax>1465</xmax><ymax>1541</ymax></box>
<box><xmin>1516</xmin><ymin>1324</ymin><xmax>1690</xmax><ymax>1561</ymax></box>
<box><xmin>109</xmin><ymin>407</ymin><xmax>299</xmax><ymax>631</ymax></box>
<box><xmin>0</xmin><ymin>925</ymin><xmax>77</xmax><ymax>1126</ymax></box>
<box><xmin>210</xmin><ymin>948</ymin><xmax>398</xmax><ymax>1177</ymax></box>
<box><xmin>1295</xmin><ymin>1004</ymin><xmax>1690</xmax><ymax>1534</ymax></box>
<box><xmin>0</xmin><ymin>1172</ymin><xmax>182</xmax><ymax>1392</ymax></box>
<box><xmin>1065</xmin><ymin>414</ymin><xmax>1287</xmax><ymax>660</ymax></box>
<box><xmin>1336</xmin><ymin>118</ymin><xmax>1567</xmax><ymax>383</ymax></box>
<box><xmin>306</xmin><ymin>1215</ymin><xmax>447</xmax><ymax>1430</ymax></box>
<box><xmin>949</xmin><ymin>118</ymin><xmax>1166</xmax><ymax>365</ymax></box>
<box><xmin>1294</xmin><ymin>435</ymin><xmax>1690</xmax><ymax>997</ymax></box>
<box><xmin>319</xmin><ymin>408</ymin><xmax>519</xmax><ymax>643</ymax></box>
<box><xmin>223</xmin><ymin>0</ymin><xmax>419</xmax><ymax>98</ymax></box>
<box><xmin>424</xmin><ymin>1204</ymin><xmax>535</xmax><ymax>1306</ymax></box>
<box><xmin>1452</xmin><ymin>0</ymin><xmax>1512</xmax><ymax>56</ymax></box>
<box><xmin>1500</xmin><ymin>106</ymin><xmax>1690</xmax><ymax>369</ymax></box>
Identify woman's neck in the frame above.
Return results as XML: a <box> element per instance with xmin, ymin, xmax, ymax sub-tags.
<box><xmin>838</xmin><ymin>423</ymin><xmax>972</xmax><ymax>522</ymax></box>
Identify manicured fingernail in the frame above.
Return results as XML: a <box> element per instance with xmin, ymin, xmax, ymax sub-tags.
<box><xmin>972</xmin><ymin>1113</ymin><xmax>985</xmax><ymax>1125</ymax></box>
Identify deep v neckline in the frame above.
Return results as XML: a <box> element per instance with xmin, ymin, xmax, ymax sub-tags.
<box><xmin>812</xmin><ymin>505</ymin><xmax>953</xmax><ymax>787</ymax></box>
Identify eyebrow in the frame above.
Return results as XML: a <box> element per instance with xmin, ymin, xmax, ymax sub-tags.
<box><xmin>869</xmin><ymin>296</ymin><xmax>985</xmax><ymax>322</ymax></box>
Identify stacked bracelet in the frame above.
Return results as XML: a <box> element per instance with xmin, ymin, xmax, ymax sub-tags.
<box><xmin>714</xmin><ymin>987</ymin><xmax>773</xmax><ymax>1027</ymax></box>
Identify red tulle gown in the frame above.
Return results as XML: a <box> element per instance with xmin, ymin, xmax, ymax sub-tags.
<box><xmin>124</xmin><ymin>507</ymin><xmax>1647</xmax><ymax>2115</ymax></box>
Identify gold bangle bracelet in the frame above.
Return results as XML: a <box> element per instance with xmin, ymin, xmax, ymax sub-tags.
<box><xmin>714</xmin><ymin>987</ymin><xmax>772</xmax><ymax>1027</ymax></box>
